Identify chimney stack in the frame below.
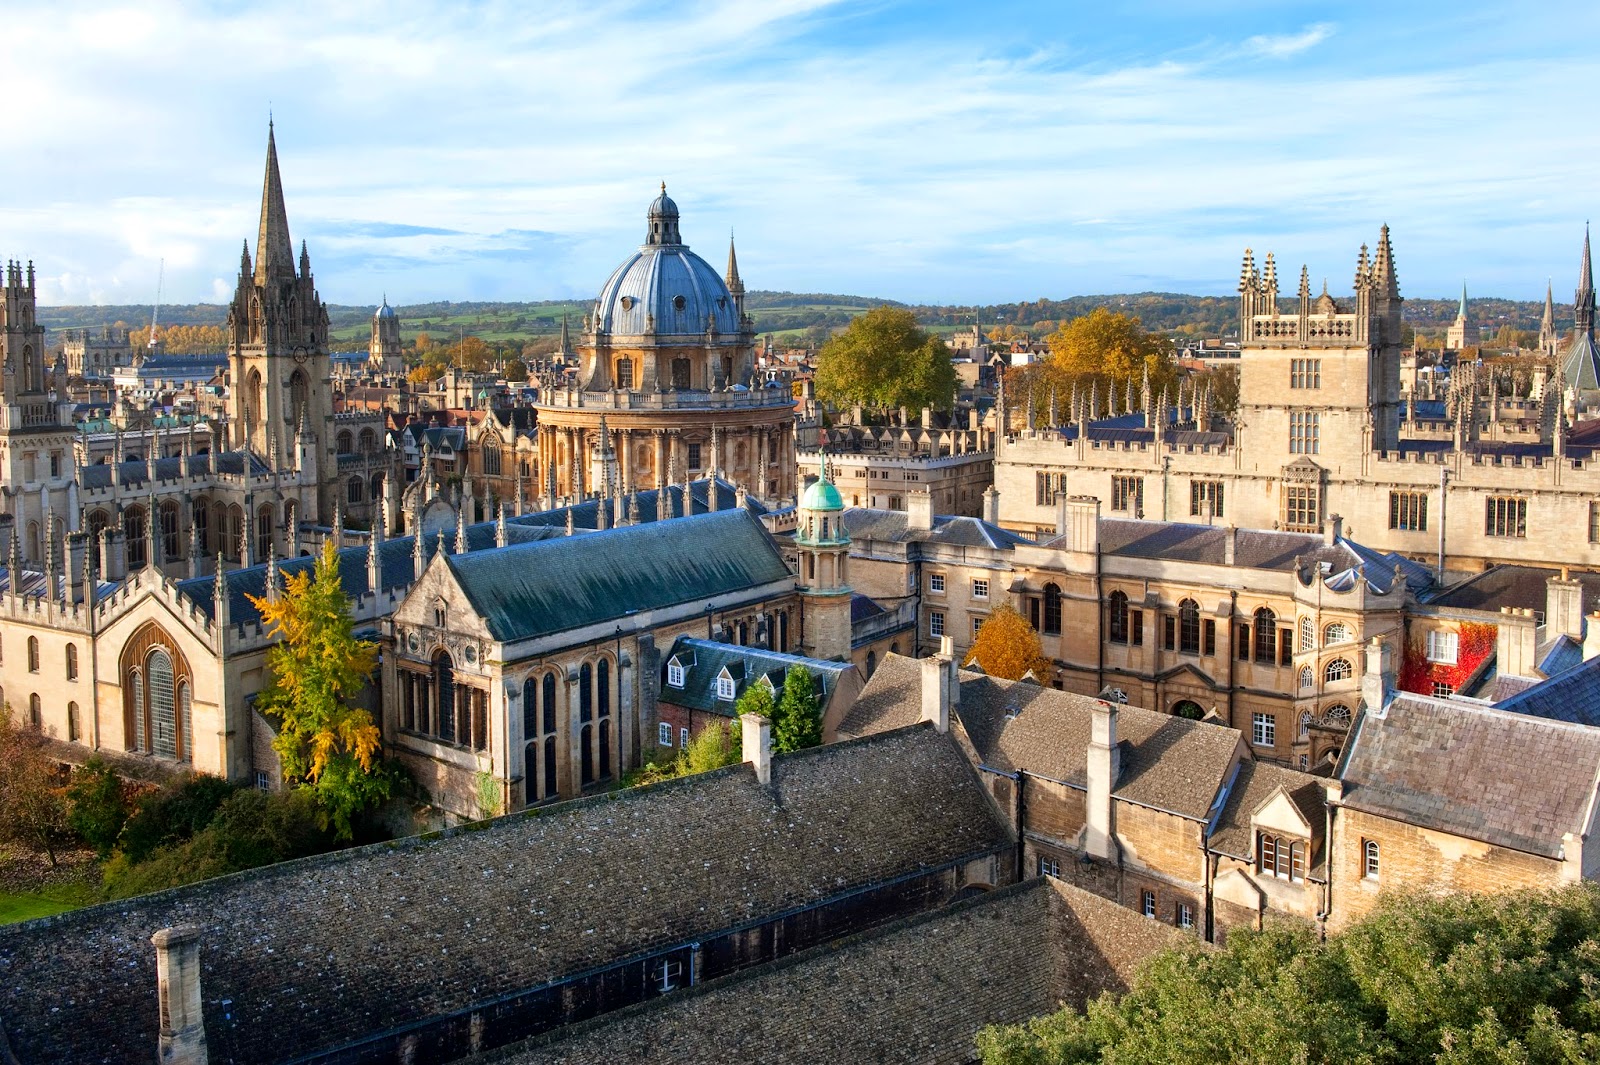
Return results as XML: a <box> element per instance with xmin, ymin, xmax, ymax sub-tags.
<box><xmin>1584</xmin><ymin>612</ymin><xmax>1600</xmax><ymax>662</ymax></box>
<box><xmin>982</xmin><ymin>485</ymin><xmax>1000</xmax><ymax>525</ymax></box>
<box><xmin>1085</xmin><ymin>700</ymin><xmax>1120</xmax><ymax>861</ymax></box>
<box><xmin>1497</xmin><ymin>608</ymin><xmax>1538</xmax><ymax>678</ymax></box>
<box><xmin>1224</xmin><ymin>525</ymin><xmax>1237</xmax><ymax>567</ymax></box>
<box><xmin>921</xmin><ymin>654</ymin><xmax>951</xmax><ymax>733</ymax></box>
<box><xmin>1546</xmin><ymin>570</ymin><xmax>1585</xmax><ymax>640</ymax></box>
<box><xmin>1324</xmin><ymin>514</ymin><xmax>1343</xmax><ymax>546</ymax></box>
<box><xmin>741</xmin><ymin>713</ymin><xmax>771</xmax><ymax>785</ymax></box>
<box><xmin>152</xmin><ymin>926</ymin><xmax>208</xmax><ymax>1065</ymax></box>
<box><xmin>906</xmin><ymin>490</ymin><xmax>934</xmax><ymax>531</ymax></box>
<box><xmin>1362</xmin><ymin>636</ymin><xmax>1393</xmax><ymax>712</ymax></box>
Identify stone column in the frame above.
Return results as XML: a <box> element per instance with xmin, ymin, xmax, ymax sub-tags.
<box><xmin>566</xmin><ymin>664</ymin><xmax>582</xmax><ymax>796</ymax></box>
<box><xmin>152</xmin><ymin>926</ymin><xmax>208</xmax><ymax>1065</ymax></box>
<box><xmin>617</xmin><ymin>650</ymin><xmax>634</xmax><ymax>778</ymax></box>
<box><xmin>654</xmin><ymin>429</ymin><xmax>668</xmax><ymax>490</ymax></box>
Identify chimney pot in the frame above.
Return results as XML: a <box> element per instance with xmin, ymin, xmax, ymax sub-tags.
<box><xmin>740</xmin><ymin>713</ymin><xmax>771</xmax><ymax>785</ymax></box>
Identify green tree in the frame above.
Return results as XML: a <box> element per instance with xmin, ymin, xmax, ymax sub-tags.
<box><xmin>65</xmin><ymin>758</ymin><xmax>130</xmax><ymax>858</ymax></box>
<box><xmin>964</xmin><ymin>603</ymin><xmax>1052</xmax><ymax>681</ymax></box>
<box><xmin>734</xmin><ymin>682</ymin><xmax>776</xmax><ymax>724</ymax></box>
<box><xmin>0</xmin><ymin>708</ymin><xmax>71</xmax><ymax>866</ymax></box>
<box><xmin>773</xmin><ymin>667</ymin><xmax>822</xmax><ymax>753</ymax></box>
<box><xmin>977</xmin><ymin>885</ymin><xmax>1600</xmax><ymax>1065</ymax></box>
<box><xmin>815</xmin><ymin>305</ymin><xmax>957</xmax><ymax>416</ymax></box>
<box><xmin>681</xmin><ymin>720</ymin><xmax>742</xmax><ymax>775</ymax></box>
<box><xmin>502</xmin><ymin>358</ymin><xmax>529</xmax><ymax>383</ymax></box>
<box><xmin>247</xmin><ymin>542</ymin><xmax>389</xmax><ymax>840</ymax></box>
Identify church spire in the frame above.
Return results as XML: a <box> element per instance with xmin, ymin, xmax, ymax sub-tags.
<box><xmin>726</xmin><ymin>232</ymin><xmax>743</xmax><ymax>291</ymax></box>
<box><xmin>1458</xmin><ymin>281</ymin><xmax>1469</xmax><ymax>320</ymax></box>
<box><xmin>1371</xmin><ymin>224</ymin><xmax>1399</xmax><ymax>299</ymax></box>
<box><xmin>255</xmin><ymin>121</ymin><xmax>296</xmax><ymax>285</ymax></box>
<box><xmin>1541</xmin><ymin>278</ymin><xmax>1557</xmax><ymax>353</ymax></box>
<box><xmin>1577</xmin><ymin>225</ymin><xmax>1595</xmax><ymax>339</ymax></box>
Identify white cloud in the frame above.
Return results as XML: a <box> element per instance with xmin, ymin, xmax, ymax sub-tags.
<box><xmin>1243</xmin><ymin>23</ymin><xmax>1336</xmax><ymax>59</ymax></box>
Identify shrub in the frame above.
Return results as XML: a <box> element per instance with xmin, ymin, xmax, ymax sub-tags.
<box><xmin>116</xmin><ymin>774</ymin><xmax>239</xmax><ymax>863</ymax></box>
<box><xmin>65</xmin><ymin>759</ymin><xmax>130</xmax><ymax>858</ymax></box>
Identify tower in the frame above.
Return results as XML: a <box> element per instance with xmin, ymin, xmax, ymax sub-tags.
<box><xmin>1</xmin><ymin>259</ymin><xmax>77</xmax><ymax>561</ymax></box>
<box><xmin>369</xmin><ymin>297</ymin><xmax>403</xmax><ymax>375</ymax></box>
<box><xmin>1540</xmin><ymin>279</ymin><xmax>1558</xmax><ymax>356</ymax></box>
<box><xmin>1446</xmin><ymin>281</ymin><xmax>1480</xmax><ymax>350</ymax></box>
<box><xmin>225</xmin><ymin>123</ymin><xmax>335</xmax><ymax>512</ymax></box>
<box><xmin>1561</xmin><ymin>227</ymin><xmax>1600</xmax><ymax>397</ymax></box>
<box><xmin>795</xmin><ymin>460</ymin><xmax>852</xmax><ymax>661</ymax></box>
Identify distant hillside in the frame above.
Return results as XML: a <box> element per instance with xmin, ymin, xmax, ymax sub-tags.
<box><xmin>37</xmin><ymin>290</ymin><xmax>1570</xmax><ymax>347</ymax></box>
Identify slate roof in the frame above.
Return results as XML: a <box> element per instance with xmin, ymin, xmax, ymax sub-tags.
<box><xmin>660</xmin><ymin>636</ymin><xmax>852</xmax><ymax>717</ymax></box>
<box><xmin>1496</xmin><ymin>654</ymin><xmax>1600</xmax><ymax>727</ymax></box>
<box><xmin>76</xmin><ymin>450</ymin><xmax>274</xmax><ymax>490</ymax></box>
<box><xmin>841</xmin><ymin>508</ymin><xmax>1034</xmax><ymax>550</ymax></box>
<box><xmin>1209</xmin><ymin>760</ymin><xmax>1328</xmax><ymax>877</ymax></box>
<box><xmin>840</xmin><ymin>655</ymin><xmax>1241</xmax><ymax>821</ymax></box>
<box><xmin>0</xmin><ymin>725</ymin><xmax>1011</xmax><ymax>1065</ymax></box>
<box><xmin>448</xmin><ymin>509</ymin><xmax>792</xmax><ymax>644</ymax></box>
<box><xmin>1337</xmin><ymin>694</ymin><xmax>1600</xmax><ymax>858</ymax></box>
<box><xmin>1427</xmin><ymin>564</ymin><xmax>1600</xmax><ymax>614</ymax></box>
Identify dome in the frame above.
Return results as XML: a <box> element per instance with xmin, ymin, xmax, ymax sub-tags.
<box><xmin>376</xmin><ymin>298</ymin><xmax>395</xmax><ymax>320</ymax></box>
<box><xmin>592</xmin><ymin>188</ymin><xmax>740</xmax><ymax>337</ymax></box>
<box><xmin>801</xmin><ymin>477</ymin><xmax>844</xmax><ymax>512</ymax></box>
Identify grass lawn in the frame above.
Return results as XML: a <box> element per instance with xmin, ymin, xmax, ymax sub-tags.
<box><xmin>0</xmin><ymin>847</ymin><xmax>101</xmax><ymax>925</ymax></box>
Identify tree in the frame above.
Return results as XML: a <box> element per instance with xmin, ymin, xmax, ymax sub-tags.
<box><xmin>977</xmin><ymin>884</ymin><xmax>1600</xmax><ymax>1065</ymax></box>
<box><xmin>773</xmin><ymin>667</ymin><xmax>822</xmax><ymax>753</ymax></box>
<box><xmin>815</xmin><ymin>306</ymin><xmax>957</xmax><ymax>416</ymax></box>
<box><xmin>681</xmin><ymin>720</ymin><xmax>742</xmax><ymax>775</ymax></box>
<box><xmin>502</xmin><ymin>359</ymin><xmax>529</xmax><ymax>383</ymax></box>
<box><xmin>734</xmin><ymin>682</ymin><xmax>776</xmax><ymax>723</ymax></box>
<box><xmin>65</xmin><ymin>758</ymin><xmax>129</xmax><ymax>858</ymax></box>
<box><xmin>0</xmin><ymin>708</ymin><xmax>71</xmax><ymax>866</ymax></box>
<box><xmin>247</xmin><ymin>542</ymin><xmax>388</xmax><ymax>840</ymax></box>
<box><xmin>964</xmin><ymin>603</ymin><xmax>1052</xmax><ymax>681</ymax></box>
<box><xmin>455</xmin><ymin>335</ymin><xmax>494</xmax><ymax>372</ymax></box>
<box><xmin>1189</xmin><ymin>364</ymin><xmax>1240</xmax><ymax>417</ymax></box>
<box><xmin>1046</xmin><ymin>307</ymin><xmax>1173</xmax><ymax>384</ymax></box>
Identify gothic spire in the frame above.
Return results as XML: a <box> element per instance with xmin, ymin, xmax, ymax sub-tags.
<box><xmin>1371</xmin><ymin>224</ymin><xmax>1399</xmax><ymax>298</ymax></box>
<box><xmin>1577</xmin><ymin>225</ymin><xmax>1595</xmax><ymax>338</ymax></box>
<box><xmin>255</xmin><ymin>121</ymin><xmax>296</xmax><ymax>286</ymax></box>
<box><xmin>1458</xmin><ymin>281</ymin><xmax>1469</xmax><ymax>320</ymax></box>
<box><xmin>725</xmin><ymin>232</ymin><xmax>743</xmax><ymax>292</ymax></box>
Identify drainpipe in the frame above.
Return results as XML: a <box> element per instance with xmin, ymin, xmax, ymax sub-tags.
<box><xmin>1225</xmin><ymin>590</ymin><xmax>1238</xmax><ymax>729</ymax></box>
<box><xmin>1202</xmin><ymin>845</ymin><xmax>1217</xmax><ymax>943</ymax></box>
<box><xmin>1014</xmin><ymin>769</ymin><xmax>1027</xmax><ymax>883</ymax></box>
<box><xmin>1436</xmin><ymin>466</ymin><xmax>1447</xmax><ymax>581</ymax></box>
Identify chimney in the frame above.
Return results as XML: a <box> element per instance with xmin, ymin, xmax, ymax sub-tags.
<box><xmin>1054</xmin><ymin>491</ymin><xmax>1068</xmax><ymax>537</ymax></box>
<box><xmin>1224</xmin><ymin>525</ymin><xmax>1237</xmax><ymax>567</ymax></box>
<box><xmin>1362</xmin><ymin>636</ymin><xmax>1393</xmax><ymax>712</ymax></box>
<box><xmin>1497</xmin><ymin>608</ymin><xmax>1538</xmax><ymax>677</ymax></box>
<box><xmin>906</xmin><ymin>490</ymin><xmax>933</xmax><ymax>531</ymax></box>
<box><xmin>982</xmin><ymin>485</ymin><xmax>1000</xmax><ymax>525</ymax></box>
<box><xmin>1324</xmin><ymin>514</ymin><xmax>1343</xmax><ymax>546</ymax></box>
<box><xmin>1586</xmin><ymin>612</ymin><xmax>1600</xmax><ymax>662</ymax></box>
<box><xmin>921</xmin><ymin>654</ymin><xmax>951</xmax><ymax>733</ymax></box>
<box><xmin>1085</xmin><ymin>700</ymin><xmax>1120</xmax><ymax>861</ymax></box>
<box><xmin>152</xmin><ymin>926</ymin><xmax>208</xmax><ymax>1065</ymax></box>
<box><xmin>940</xmin><ymin>634</ymin><xmax>961</xmax><ymax>707</ymax></box>
<box><xmin>740</xmin><ymin>712</ymin><xmax>771</xmax><ymax>785</ymax></box>
<box><xmin>1062</xmin><ymin>495</ymin><xmax>1100</xmax><ymax>554</ymax></box>
<box><xmin>1546</xmin><ymin>569</ymin><xmax>1585</xmax><ymax>640</ymax></box>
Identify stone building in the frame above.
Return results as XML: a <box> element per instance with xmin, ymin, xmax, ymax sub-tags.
<box><xmin>797</xmin><ymin>416</ymin><xmax>994</xmax><ymax>516</ymax></box>
<box><xmin>534</xmin><ymin>187</ymin><xmax>797</xmax><ymax>508</ymax></box>
<box><xmin>994</xmin><ymin>227</ymin><xmax>1600</xmax><ymax>571</ymax></box>
<box><xmin>1444</xmin><ymin>282</ymin><xmax>1481</xmax><ymax>350</ymax></box>
<box><xmin>60</xmin><ymin>324</ymin><xmax>132</xmax><ymax>378</ymax></box>
<box><xmin>368</xmin><ymin>297</ymin><xmax>403</xmax><ymax>375</ymax></box>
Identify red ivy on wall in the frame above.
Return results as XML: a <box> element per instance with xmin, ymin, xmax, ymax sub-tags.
<box><xmin>1399</xmin><ymin>621</ymin><xmax>1498</xmax><ymax>695</ymax></box>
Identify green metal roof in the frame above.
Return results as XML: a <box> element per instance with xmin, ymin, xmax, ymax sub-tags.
<box><xmin>447</xmin><ymin>509</ymin><xmax>793</xmax><ymax>643</ymax></box>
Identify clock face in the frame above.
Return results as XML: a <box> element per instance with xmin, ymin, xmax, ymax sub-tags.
<box><xmin>293</xmin><ymin>350</ymin><xmax>308</xmax><ymax>364</ymax></box>
<box><xmin>407</xmin><ymin>632</ymin><xmax>419</xmax><ymax>652</ymax></box>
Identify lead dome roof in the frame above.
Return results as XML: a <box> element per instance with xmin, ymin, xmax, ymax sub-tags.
<box><xmin>591</xmin><ymin>186</ymin><xmax>740</xmax><ymax>338</ymax></box>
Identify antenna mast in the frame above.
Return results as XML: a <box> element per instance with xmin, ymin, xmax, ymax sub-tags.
<box><xmin>148</xmin><ymin>259</ymin><xmax>164</xmax><ymax>351</ymax></box>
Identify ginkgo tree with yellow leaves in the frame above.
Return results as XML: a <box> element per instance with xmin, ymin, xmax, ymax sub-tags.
<box><xmin>964</xmin><ymin>603</ymin><xmax>1054</xmax><ymax>682</ymax></box>
<box><xmin>247</xmin><ymin>542</ymin><xmax>394</xmax><ymax>840</ymax></box>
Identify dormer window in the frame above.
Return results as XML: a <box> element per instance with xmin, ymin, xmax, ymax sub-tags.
<box><xmin>667</xmin><ymin>660</ymin><xmax>686</xmax><ymax>688</ymax></box>
<box><xmin>1256</xmin><ymin>833</ymin><xmax>1306</xmax><ymax>882</ymax></box>
<box><xmin>716</xmin><ymin>673</ymin><xmax>736</xmax><ymax>701</ymax></box>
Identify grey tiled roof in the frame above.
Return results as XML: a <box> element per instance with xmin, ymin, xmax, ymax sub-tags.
<box><xmin>1338</xmin><ymin>694</ymin><xmax>1600</xmax><ymax>858</ymax></box>
<box><xmin>449</xmin><ymin>509</ymin><xmax>792</xmax><ymax>643</ymax></box>
<box><xmin>0</xmin><ymin>725</ymin><xmax>1011</xmax><ymax>1065</ymax></box>
<box><xmin>1496</xmin><ymin>654</ymin><xmax>1600</xmax><ymax>727</ymax></box>
<box><xmin>1427</xmin><ymin>564</ymin><xmax>1600</xmax><ymax>614</ymax></box>
<box><xmin>659</xmin><ymin>636</ymin><xmax>851</xmax><ymax>717</ymax></box>
<box><xmin>841</xmin><ymin>655</ymin><xmax>1241</xmax><ymax>821</ymax></box>
<box><xmin>841</xmin><ymin>508</ymin><xmax>1033</xmax><ymax>550</ymax></box>
<box><xmin>1209</xmin><ymin>760</ymin><xmax>1328</xmax><ymax>877</ymax></box>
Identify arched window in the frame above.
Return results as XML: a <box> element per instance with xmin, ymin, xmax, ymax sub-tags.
<box><xmin>256</xmin><ymin>505</ymin><xmax>274</xmax><ymax>561</ymax></box>
<box><xmin>289</xmin><ymin>369</ymin><xmax>310</xmax><ymax>430</ymax></box>
<box><xmin>1042</xmin><ymin>583</ymin><xmax>1062</xmax><ymax>636</ymax></box>
<box><xmin>598</xmin><ymin>659</ymin><xmax>611</xmax><ymax>718</ymax></box>
<box><xmin>68</xmin><ymin>701</ymin><xmax>80</xmax><ymax>743</ymax></box>
<box><xmin>126</xmin><ymin>506</ymin><xmax>147</xmax><ymax>569</ymax></box>
<box><xmin>347</xmin><ymin>477</ymin><xmax>364</xmax><ymax>505</ymax></box>
<box><xmin>179</xmin><ymin>683</ymin><xmax>192</xmax><ymax>763</ymax></box>
<box><xmin>1108</xmin><ymin>591</ymin><xmax>1129</xmax><ymax>643</ymax></box>
<box><xmin>1324</xmin><ymin>658</ymin><xmax>1353</xmax><ymax>683</ymax></box>
<box><xmin>598</xmin><ymin>718</ymin><xmax>612</xmax><ymax>780</ymax></box>
<box><xmin>579</xmin><ymin>663</ymin><xmax>593</xmax><ymax>722</ymax></box>
<box><xmin>1325</xmin><ymin>704</ymin><xmax>1351</xmax><ymax>724</ymax></box>
<box><xmin>1178</xmin><ymin>599</ymin><xmax>1201</xmax><ymax>654</ymax></box>
<box><xmin>1323</xmin><ymin>622</ymin><xmax>1352</xmax><ymax>646</ymax></box>
<box><xmin>542</xmin><ymin>673</ymin><xmax>557</xmax><ymax>735</ymax></box>
<box><xmin>1299</xmin><ymin>711</ymin><xmax>1311</xmax><ymax>740</ymax></box>
<box><xmin>337</xmin><ymin>429</ymin><xmax>354</xmax><ymax>454</ymax></box>
<box><xmin>1257</xmin><ymin>833</ymin><xmax>1306</xmax><ymax>881</ymax></box>
<box><xmin>87</xmin><ymin>510</ymin><xmax>109</xmax><ymax>570</ymax></box>
<box><xmin>131</xmin><ymin>667</ymin><xmax>144</xmax><ymax>750</ymax></box>
<box><xmin>370</xmin><ymin>472</ymin><xmax>384</xmax><ymax>503</ymax></box>
<box><xmin>28</xmin><ymin>693</ymin><xmax>41</xmax><ymax>730</ymax></box>
<box><xmin>147</xmin><ymin>649</ymin><xmax>177</xmax><ymax>759</ymax></box>
<box><xmin>1172</xmin><ymin>700</ymin><xmax>1205</xmax><ymax>720</ymax></box>
<box><xmin>1363</xmin><ymin>840</ymin><xmax>1380</xmax><ymax>880</ymax></box>
<box><xmin>434</xmin><ymin>650</ymin><xmax>456</xmax><ymax>743</ymax></box>
<box><xmin>543</xmin><ymin>734</ymin><xmax>557</xmax><ymax>799</ymax></box>
<box><xmin>358</xmin><ymin>428</ymin><xmax>376</xmax><ymax>454</ymax></box>
<box><xmin>580</xmin><ymin>723</ymin><xmax>595</xmax><ymax>785</ymax></box>
<box><xmin>161</xmin><ymin>502</ymin><xmax>180</xmax><ymax>560</ymax></box>
<box><xmin>27</xmin><ymin>636</ymin><xmax>39</xmax><ymax>673</ymax></box>
<box><xmin>482</xmin><ymin>444</ymin><xmax>502</xmax><ymax>476</ymax></box>
<box><xmin>522</xmin><ymin>676</ymin><xmax>539</xmax><ymax>739</ymax></box>
<box><xmin>1253</xmin><ymin>607</ymin><xmax>1277</xmax><ymax>663</ymax></box>
<box><xmin>1299</xmin><ymin>616</ymin><xmax>1315</xmax><ymax>651</ymax></box>
<box><xmin>1298</xmin><ymin>665</ymin><xmax>1313</xmax><ymax>690</ymax></box>
<box><xmin>66</xmin><ymin>643</ymin><xmax>78</xmax><ymax>681</ymax></box>
<box><xmin>615</xmin><ymin>356</ymin><xmax>634</xmax><ymax>389</ymax></box>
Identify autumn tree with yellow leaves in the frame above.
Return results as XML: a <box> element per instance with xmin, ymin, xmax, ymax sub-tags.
<box><xmin>247</xmin><ymin>542</ymin><xmax>391</xmax><ymax>839</ymax></box>
<box><xmin>964</xmin><ymin>603</ymin><xmax>1053</xmax><ymax>682</ymax></box>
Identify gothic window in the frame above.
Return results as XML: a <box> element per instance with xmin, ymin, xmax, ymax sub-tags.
<box><xmin>1253</xmin><ymin>607</ymin><xmax>1277</xmax><ymax>663</ymax></box>
<box><xmin>126</xmin><ymin>507</ymin><xmax>147</xmax><ymax>569</ymax></box>
<box><xmin>244</xmin><ymin>368</ymin><xmax>263</xmax><ymax>435</ymax></box>
<box><xmin>434</xmin><ymin>651</ymin><xmax>456</xmax><ymax>744</ymax></box>
<box><xmin>371</xmin><ymin>473</ymin><xmax>384</xmax><ymax>503</ymax></box>
<box><xmin>580</xmin><ymin>723</ymin><xmax>595</xmax><ymax>785</ymax></box>
<box><xmin>179</xmin><ymin>683</ymin><xmax>192</xmax><ymax>763</ymax></box>
<box><xmin>337</xmin><ymin>430</ymin><xmax>354</xmax><ymax>455</ymax></box>
<box><xmin>522</xmin><ymin>676</ymin><xmax>539</xmax><ymax>739</ymax></box>
<box><xmin>347</xmin><ymin>477</ymin><xmax>365</xmax><ymax>504</ymax></box>
<box><xmin>68</xmin><ymin>702</ymin><xmax>80</xmax><ymax>743</ymax></box>
<box><xmin>543</xmin><ymin>735</ymin><xmax>557</xmax><ymax>799</ymax></box>
<box><xmin>256</xmin><ymin>505</ymin><xmax>274</xmax><ymax>561</ymax></box>
<box><xmin>470</xmin><ymin>690</ymin><xmax>487</xmax><ymax>753</ymax></box>
<box><xmin>598</xmin><ymin>658</ymin><xmax>611</xmax><ymax>718</ymax></box>
<box><xmin>28</xmin><ymin>694</ymin><xmax>41</xmax><ymax>730</ymax></box>
<box><xmin>87</xmin><ymin>510</ymin><xmax>109</xmax><ymax>570</ymax></box>
<box><xmin>598</xmin><ymin>718</ymin><xmax>612</xmax><ymax>780</ymax></box>
<box><xmin>1178</xmin><ymin>599</ymin><xmax>1201</xmax><ymax>655</ymax></box>
<box><xmin>579</xmin><ymin>663</ymin><xmax>593</xmax><ymax>722</ymax></box>
<box><xmin>161</xmin><ymin>502</ymin><xmax>180</xmax><ymax>560</ymax></box>
<box><xmin>1108</xmin><ymin>590</ymin><xmax>1129</xmax><ymax>644</ymax></box>
<box><xmin>66</xmin><ymin>643</ymin><xmax>78</xmax><ymax>681</ymax></box>
<box><xmin>1042</xmin><ymin>583</ymin><xmax>1062</xmax><ymax>636</ymax></box>
<box><xmin>543</xmin><ymin>673</ymin><xmax>556</xmax><ymax>735</ymax></box>
<box><xmin>131</xmin><ymin>668</ymin><xmax>144</xmax><ymax>750</ymax></box>
<box><xmin>358</xmin><ymin>428</ymin><xmax>377</xmax><ymax>454</ymax></box>
<box><xmin>1485</xmin><ymin>497</ymin><xmax>1527</xmax><ymax>538</ymax></box>
<box><xmin>289</xmin><ymin>370</ymin><xmax>310</xmax><ymax>430</ymax></box>
<box><xmin>147</xmin><ymin>649</ymin><xmax>178</xmax><ymax>759</ymax></box>
<box><xmin>27</xmin><ymin>637</ymin><xmax>39</xmax><ymax>673</ymax></box>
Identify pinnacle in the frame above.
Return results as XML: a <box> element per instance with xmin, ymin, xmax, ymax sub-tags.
<box><xmin>255</xmin><ymin>122</ymin><xmax>296</xmax><ymax>285</ymax></box>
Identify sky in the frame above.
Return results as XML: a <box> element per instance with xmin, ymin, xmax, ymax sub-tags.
<box><xmin>1</xmin><ymin>0</ymin><xmax>1598</xmax><ymax>310</ymax></box>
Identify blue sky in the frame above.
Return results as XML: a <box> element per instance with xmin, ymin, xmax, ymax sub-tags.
<box><xmin>2</xmin><ymin>0</ymin><xmax>1597</xmax><ymax>309</ymax></box>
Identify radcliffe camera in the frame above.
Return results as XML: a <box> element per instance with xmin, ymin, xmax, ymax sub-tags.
<box><xmin>1</xmin><ymin>3</ymin><xmax>1598</xmax><ymax>1063</ymax></box>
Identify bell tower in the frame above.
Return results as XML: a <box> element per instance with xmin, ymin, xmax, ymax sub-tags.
<box><xmin>795</xmin><ymin>459</ymin><xmax>853</xmax><ymax>661</ymax></box>
<box><xmin>226</xmin><ymin>123</ymin><xmax>335</xmax><ymax>513</ymax></box>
